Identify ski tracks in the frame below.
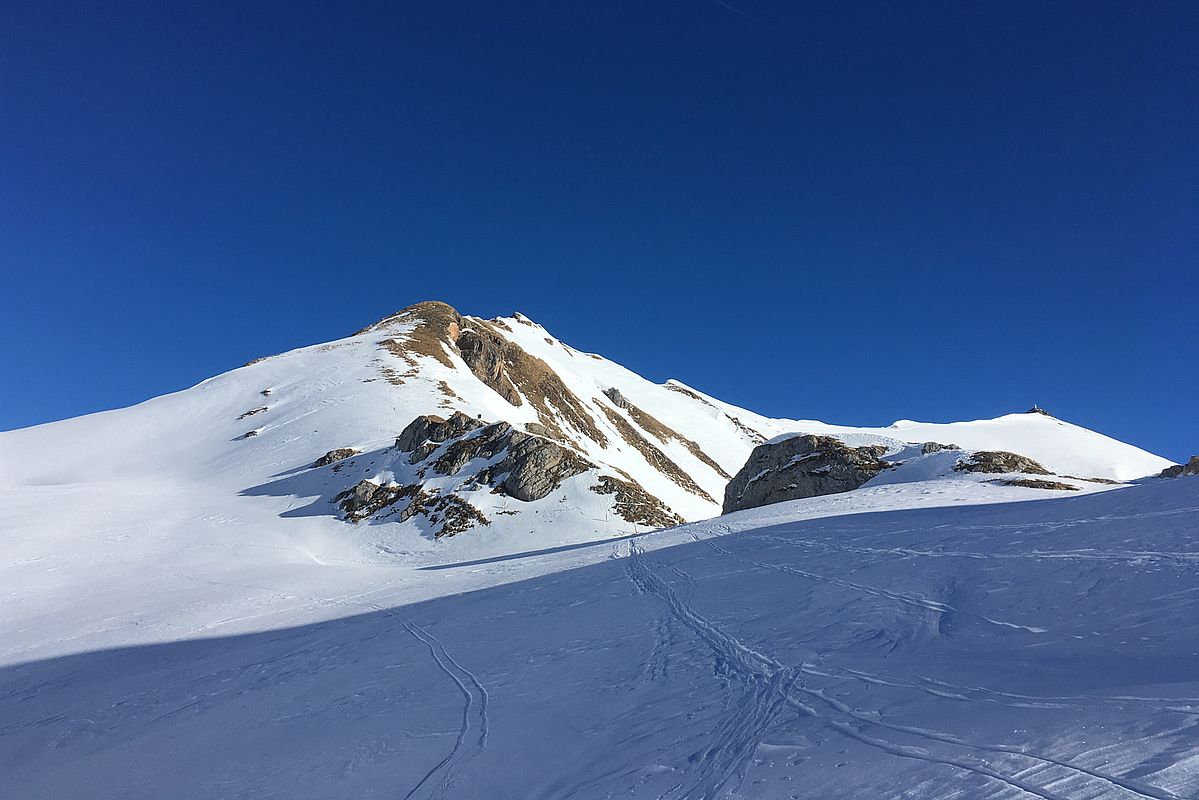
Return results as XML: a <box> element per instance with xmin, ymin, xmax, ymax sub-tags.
<box><xmin>624</xmin><ymin>535</ymin><xmax>1177</xmax><ymax>800</ymax></box>
<box><xmin>695</xmin><ymin>530</ymin><xmax>1049</xmax><ymax>634</ymax></box>
<box><xmin>363</xmin><ymin>603</ymin><xmax>489</xmax><ymax>800</ymax></box>
<box><xmin>624</xmin><ymin>539</ymin><xmax>797</xmax><ymax>800</ymax></box>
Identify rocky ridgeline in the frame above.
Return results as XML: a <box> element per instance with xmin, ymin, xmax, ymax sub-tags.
<box><xmin>1161</xmin><ymin>456</ymin><xmax>1199</xmax><ymax>478</ymax></box>
<box><xmin>334</xmin><ymin>411</ymin><xmax>683</xmax><ymax>536</ymax></box>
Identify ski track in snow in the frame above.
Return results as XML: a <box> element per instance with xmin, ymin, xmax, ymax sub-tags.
<box><xmin>625</xmin><ymin>530</ymin><xmax>1183</xmax><ymax>800</ymax></box>
<box><xmin>689</xmin><ymin>526</ymin><xmax>1049</xmax><ymax>634</ymax></box>
<box><xmin>363</xmin><ymin>604</ymin><xmax>489</xmax><ymax>800</ymax></box>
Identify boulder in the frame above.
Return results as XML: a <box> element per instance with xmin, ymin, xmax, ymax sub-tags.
<box><xmin>955</xmin><ymin>451</ymin><xmax>1052</xmax><ymax>475</ymax></box>
<box><xmin>1161</xmin><ymin>456</ymin><xmax>1199</xmax><ymax>478</ymax></box>
<box><xmin>921</xmin><ymin>441</ymin><xmax>959</xmax><ymax>454</ymax></box>
<box><xmin>723</xmin><ymin>435</ymin><xmax>893</xmax><ymax>513</ymax></box>
<box><xmin>313</xmin><ymin>448</ymin><xmax>360</xmax><ymax>468</ymax></box>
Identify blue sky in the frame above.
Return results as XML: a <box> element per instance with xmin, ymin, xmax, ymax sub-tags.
<box><xmin>2</xmin><ymin>1</ymin><xmax>1196</xmax><ymax>460</ymax></box>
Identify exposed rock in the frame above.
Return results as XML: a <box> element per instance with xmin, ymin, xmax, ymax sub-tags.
<box><xmin>1026</xmin><ymin>405</ymin><xmax>1051</xmax><ymax>416</ymax></box>
<box><xmin>921</xmin><ymin>441</ymin><xmax>959</xmax><ymax>454</ymax></box>
<box><xmin>725</xmin><ymin>414</ymin><xmax>767</xmax><ymax>444</ymax></box>
<box><xmin>665</xmin><ymin>382</ymin><xmax>716</xmax><ymax>407</ymax></box>
<box><xmin>237</xmin><ymin>407</ymin><xmax>268</xmax><ymax>420</ymax></box>
<box><xmin>443</xmin><ymin>423</ymin><xmax>591</xmax><ymax>502</ymax></box>
<box><xmin>456</xmin><ymin>327</ymin><xmax>523</xmax><ymax>405</ymax></box>
<box><xmin>313</xmin><ymin>448</ymin><xmax>360</xmax><ymax>468</ymax></box>
<box><xmin>455</xmin><ymin>319</ymin><xmax>608</xmax><ymax>447</ymax></box>
<box><xmin>596</xmin><ymin>403</ymin><xmax>716</xmax><ymax>503</ymax></box>
<box><xmin>260</xmin><ymin>388</ymin><xmax>272</xmax><ymax>397</ymax></box>
<box><xmin>337</xmin><ymin>480</ymin><xmax>420</xmax><ymax>521</ymax></box>
<box><xmin>955</xmin><ymin>451</ymin><xmax>1052</xmax><ymax>476</ymax></box>
<box><xmin>360</xmin><ymin>301</ymin><xmax>463</xmax><ymax>370</ymax></box>
<box><xmin>723</xmin><ymin>435</ymin><xmax>894</xmax><ymax>513</ymax></box>
<box><xmin>395</xmin><ymin>412</ymin><xmax>484</xmax><ymax>463</ymax></box>
<box><xmin>335</xmin><ymin>480</ymin><xmax>488</xmax><ymax>537</ymax></box>
<box><xmin>992</xmin><ymin>478</ymin><xmax>1080</xmax><ymax>491</ymax></box>
<box><xmin>524</xmin><ymin>422</ymin><xmax>556</xmax><ymax>438</ymax></box>
<box><xmin>1161</xmin><ymin>456</ymin><xmax>1199</xmax><ymax>478</ymax></box>
<box><xmin>590</xmin><ymin>476</ymin><xmax>686</xmax><ymax>528</ymax></box>
<box><xmin>395</xmin><ymin>413</ymin><xmax>592</xmax><ymax>503</ymax></box>
<box><xmin>606</xmin><ymin>393</ymin><xmax>731</xmax><ymax>480</ymax></box>
<box><xmin>1060</xmin><ymin>475</ymin><xmax>1123</xmax><ymax>485</ymax></box>
<box><xmin>603</xmin><ymin>387</ymin><xmax>631</xmax><ymax>410</ymax></box>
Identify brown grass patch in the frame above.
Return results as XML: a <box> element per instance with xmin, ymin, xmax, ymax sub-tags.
<box><xmin>596</xmin><ymin>402</ymin><xmax>715</xmax><ymax>502</ymax></box>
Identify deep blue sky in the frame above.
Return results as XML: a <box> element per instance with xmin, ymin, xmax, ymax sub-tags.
<box><xmin>2</xmin><ymin>1</ymin><xmax>1196</xmax><ymax>460</ymax></box>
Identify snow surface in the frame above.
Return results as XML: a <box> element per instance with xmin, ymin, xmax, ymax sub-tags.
<box><xmin>0</xmin><ymin>308</ymin><xmax>1190</xmax><ymax>798</ymax></box>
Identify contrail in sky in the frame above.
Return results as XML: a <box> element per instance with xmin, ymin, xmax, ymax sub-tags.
<box><xmin>707</xmin><ymin>0</ymin><xmax>766</xmax><ymax>26</ymax></box>
<box><xmin>704</xmin><ymin>0</ymin><xmax>796</xmax><ymax>42</ymax></box>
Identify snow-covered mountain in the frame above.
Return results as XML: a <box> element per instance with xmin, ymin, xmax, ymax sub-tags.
<box><xmin>0</xmin><ymin>300</ymin><xmax>1170</xmax><ymax>561</ymax></box>
<box><xmin>3</xmin><ymin>300</ymin><xmax>1193</xmax><ymax>799</ymax></box>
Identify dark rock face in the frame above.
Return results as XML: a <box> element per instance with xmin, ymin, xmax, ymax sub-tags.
<box><xmin>603</xmin><ymin>387</ymin><xmax>631</xmax><ymax>410</ymax></box>
<box><xmin>428</xmin><ymin>421</ymin><xmax>591</xmax><ymax>502</ymax></box>
<box><xmin>338</xmin><ymin>480</ymin><xmax>419</xmax><ymax>522</ymax></box>
<box><xmin>456</xmin><ymin>328</ymin><xmax>523</xmax><ymax>405</ymax></box>
<box><xmin>723</xmin><ymin>435</ymin><xmax>893</xmax><ymax>513</ymax></box>
<box><xmin>313</xmin><ymin>448</ymin><xmax>360</xmax><ymax>468</ymax></box>
<box><xmin>1026</xmin><ymin>405</ymin><xmax>1051</xmax><ymax>416</ymax></box>
<box><xmin>335</xmin><ymin>480</ymin><xmax>488</xmax><ymax>537</ymax></box>
<box><xmin>341</xmin><ymin>411</ymin><xmax>684</xmax><ymax>533</ymax></box>
<box><xmin>993</xmin><ymin>478</ymin><xmax>1079</xmax><ymax>491</ymax></box>
<box><xmin>955</xmin><ymin>451</ymin><xmax>1052</xmax><ymax>476</ymax></box>
<box><xmin>921</xmin><ymin>441</ymin><xmax>960</xmax><ymax>454</ymax></box>
<box><xmin>393</xmin><ymin>413</ymin><xmax>591</xmax><ymax>502</ymax></box>
<box><xmin>1161</xmin><ymin>456</ymin><xmax>1199</xmax><ymax>478</ymax></box>
<box><xmin>395</xmin><ymin>412</ymin><xmax>484</xmax><ymax>463</ymax></box>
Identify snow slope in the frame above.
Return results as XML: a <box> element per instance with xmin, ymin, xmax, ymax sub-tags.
<box><xmin>3</xmin><ymin>473</ymin><xmax>1198</xmax><ymax>799</ymax></box>
<box><xmin>0</xmin><ymin>300</ymin><xmax>1189</xmax><ymax>798</ymax></box>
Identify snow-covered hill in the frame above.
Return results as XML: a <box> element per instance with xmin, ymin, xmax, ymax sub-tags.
<box><xmin>1</xmin><ymin>300</ymin><xmax>1191</xmax><ymax>799</ymax></box>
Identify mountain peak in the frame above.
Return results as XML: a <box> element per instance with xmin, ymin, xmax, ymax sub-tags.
<box><xmin>355</xmin><ymin>300</ymin><xmax>464</xmax><ymax>336</ymax></box>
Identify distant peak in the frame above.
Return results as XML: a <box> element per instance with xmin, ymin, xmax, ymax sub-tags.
<box><xmin>1025</xmin><ymin>405</ymin><xmax>1052</xmax><ymax>417</ymax></box>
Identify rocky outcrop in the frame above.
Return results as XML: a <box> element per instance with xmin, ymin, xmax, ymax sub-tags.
<box><xmin>313</xmin><ymin>448</ymin><xmax>360</xmax><ymax>468</ymax></box>
<box><xmin>993</xmin><ymin>478</ymin><xmax>1079</xmax><ymax>491</ymax></box>
<box><xmin>335</xmin><ymin>480</ymin><xmax>488</xmax><ymax>537</ymax></box>
<box><xmin>393</xmin><ymin>414</ymin><xmax>593</xmax><ymax>502</ymax></box>
<box><xmin>395</xmin><ymin>412</ymin><xmax>484</xmax><ymax>463</ymax></box>
<box><xmin>426</xmin><ymin>421</ymin><xmax>591</xmax><ymax>502</ymax></box>
<box><xmin>338</xmin><ymin>480</ymin><xmax>420</xmax><ymax>521</ymax></box>
<box><xmin>1026</xmin><ymin>405</ymin><xmax>1051</xmax><ymax>416</ymax></box>
<box><xmin>955</xmin><ymin>451</ymin><xmax>1052</xmax><ymax>475</ymax></box>
<box><xmin>921</xmin><ymin>441</ymin><xmax>959</xmax><ymax>454</ymax></box>
<box><xmin>1161</xmin><ymin>456</ymin><xmax>1199</xmax><ymax>478</ymax></box>
<box><xmin>590</xmin><ymin>476</ymin><xmax>685</xmax><ymax>528</ymax></box>
<box><xmin>723</xmin><ymin>435</ymin><xmax>894</xmax><ymax>513</ymax></box>
<box><xmin>603</xmin><ymin>387</ymin><xmax>631</xmax><ymax>410</ymax></box>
